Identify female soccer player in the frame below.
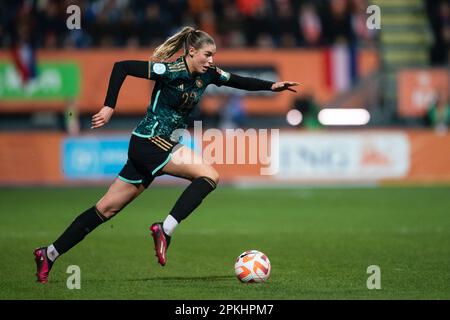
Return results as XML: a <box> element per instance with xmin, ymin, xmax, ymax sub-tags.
<box><xmin>34</xmin><ymin>26</ymin><xmax>299</xmax><ymax>283</ymax></box>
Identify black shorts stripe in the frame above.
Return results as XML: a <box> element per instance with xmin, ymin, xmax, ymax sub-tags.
<box><xmin>154</xmin><ymin>136</ymin><xmax>173</xmax><ymax>148</ymax></box>
<box><xmin>150</xmin><ymin>139</ymin><xmax>170</xmax><ymax>151</ymax></box>
<box><xmin>149</xmin><ymin>137</ymin><xmax>171</xmax><ymax>151</ymax></box>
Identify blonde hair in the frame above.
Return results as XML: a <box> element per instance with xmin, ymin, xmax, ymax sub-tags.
<box><xmin>152</xmin><ymin>26</ymin><xmax>215</xmax><ymax>61</ymax></box>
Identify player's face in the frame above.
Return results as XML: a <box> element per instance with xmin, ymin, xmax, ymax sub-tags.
<box><xmin>190</xmin><ymin>44</ymin><xmax>216</xmax><ymax>73</ymax></box>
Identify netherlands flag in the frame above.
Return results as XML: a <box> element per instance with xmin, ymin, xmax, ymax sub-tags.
<box><xmin>12</xmin><ymin>43</ymin><xmax>37</xmax><ymax>84</ymax></box>
<box><xmin>324</xmin><ymin>44</ymin><xmax>358</xmax><ymax>93</ymax></box>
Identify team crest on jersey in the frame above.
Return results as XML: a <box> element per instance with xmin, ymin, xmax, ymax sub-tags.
<box><xmin>195</xmin><ymin>78</ymin><xmax>203</xmax><ymax>88</ymax></box>
<box><xmin>152</xmin><ymin>63</ymin><xmax>166</xmax><ymax>75</ymax></box>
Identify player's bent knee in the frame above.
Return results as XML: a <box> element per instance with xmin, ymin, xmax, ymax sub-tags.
<box><xmin>197</xmin><ymin>166</ymin><xmax>219</xmax><ymax>186</ymax></box>
<box><xmin>95</xmin><ymin>202</ymin><xmax>120</xmax><ymax>219</ymax></box>
<box><xmin>209</xmin><ymin>170</ymin><xmax>220</xmax><ymax>186</ymax></box>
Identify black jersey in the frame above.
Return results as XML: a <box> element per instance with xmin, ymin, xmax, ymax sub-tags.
<box><xmin>133</xmin><ymin>56</ymin><xmax>230</xmax><ymax>138</ymax></box>
<box><xmin>103</xmin><ymin>56</ymin><xmax>274</xmax><ymax>139</ymax></box>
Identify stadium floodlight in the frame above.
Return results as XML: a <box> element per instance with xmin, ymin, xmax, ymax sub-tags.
<box><xmin>318</xmin><ymin>108</ymin><xmax>370</xmax><ymax>126</ymax></box>
<box><xmin>286</xmin><ymin>109</ymin><xmax>303</xmax><ymax>126</ymax></box>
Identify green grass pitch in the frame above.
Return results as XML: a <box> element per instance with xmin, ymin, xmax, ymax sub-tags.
<box><xmin>0</xmin><ymin>185</ymin><xmax>449</xmax><ymax>299</ymax></box>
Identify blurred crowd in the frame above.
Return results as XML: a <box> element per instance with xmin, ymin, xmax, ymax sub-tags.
<box><xmin>1</xmin><ymin>0</ymin><xmax>380</xmax><ymax>49</ymax></box>
<box><xmin>425</xmin><ymin>0</ymin><xmax>450</xmax><ymax>65</ymax></box>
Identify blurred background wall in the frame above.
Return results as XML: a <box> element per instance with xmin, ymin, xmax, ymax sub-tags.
<box><xmin>0</xmin><ymin>0</ymin><xmax>449</xmax><ymax>186</ymax></box>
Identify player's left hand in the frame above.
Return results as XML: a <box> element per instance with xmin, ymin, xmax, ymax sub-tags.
<box><xmin>91</xmin><ymin>106</ymin><xmax>114</xmax><ymax>129</ymax></box>
<box><xmin>271</xmin><ymin>81</ymin><xmax>300</xmax><ymax>93</ymax></box>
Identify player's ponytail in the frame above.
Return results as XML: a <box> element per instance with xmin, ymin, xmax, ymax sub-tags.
<box><xmin>153</xmin><ymin>26</ymin><xmax>215</xmax><ymax>61</ymax></box>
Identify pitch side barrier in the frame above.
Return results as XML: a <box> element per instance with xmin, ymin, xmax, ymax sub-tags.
<box><xmin>0</xmin><ymin>129</ymin><xmax>449</xmax><ymax>186</ymax></box>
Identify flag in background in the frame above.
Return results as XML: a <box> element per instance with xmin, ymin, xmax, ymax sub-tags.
<box><xmin>11</xmin><ymin>42</ymin><xmax>37</xmax><ymax>85</ymax></box>
<box><xmin>324</xmin><ymin>44</ymin><xmax>358</xmax><ymax>93</ymax></box>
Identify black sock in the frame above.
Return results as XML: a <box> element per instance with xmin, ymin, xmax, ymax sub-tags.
<box><xmin>53</xmin><ymin>206</ymin><xmax>107</xmax><ymax>256</ymax></box>
<box><xmin>169</xmin><ymin>177</ymin><xmax>217</xmax><ymax>223</ymax></box>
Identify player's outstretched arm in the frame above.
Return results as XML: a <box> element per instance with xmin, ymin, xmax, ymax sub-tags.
<box><xmin>223</xmin><ymin>72</ymin><xmax>299</xmax><ymax>93</ymax></box>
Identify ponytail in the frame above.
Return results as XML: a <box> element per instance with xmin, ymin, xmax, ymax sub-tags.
<box><xmin>153</xmin><ymin>27</ymin><xmax>195</xmax><ymax>61</ymax></box>
<box><xmin>152</xmin><ymin>26</ymin><xmax>215</xmax><ymax>61</ymax></box>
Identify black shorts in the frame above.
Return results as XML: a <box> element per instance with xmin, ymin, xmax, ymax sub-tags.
<box><xmin>118</xmin><ymin>134</ymin><xmax>182</xmax><ymax>188</ymax></box>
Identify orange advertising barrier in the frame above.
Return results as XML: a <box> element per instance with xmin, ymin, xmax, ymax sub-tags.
<box><xmin>0</xmin><ymin>130</ymin><xmax>449</xmax><ymax>185</ymax></box>
<box><xmin>406</xmin><ymin>130</ymin><xmax>450</xmax><ymax>182</ymax></box>
<box><xmin>0</xmin><ymin>49</ymin><xmax>378</xmax><ymax>114</ymax></box>
<box><xmin>0</xmin><ymin>132</ymin><xmax>64</xmax><ymax>184</ymax></box>
<box><xmin>398</xmin><ymin>68</ymin><xmax>449</xmax><ymax>118</ymax></box>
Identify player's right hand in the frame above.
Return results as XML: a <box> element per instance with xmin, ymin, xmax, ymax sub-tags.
<box><xmin>91</xmin><ymin>106</ymin><xmax>114</xmax><ymax>129</ymax></box>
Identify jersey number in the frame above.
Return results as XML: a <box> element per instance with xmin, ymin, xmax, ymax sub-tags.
<box><xmin>180</xmin><ymin>92</ymin><xmax>197</xmax><ymax>109</ymax></box>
